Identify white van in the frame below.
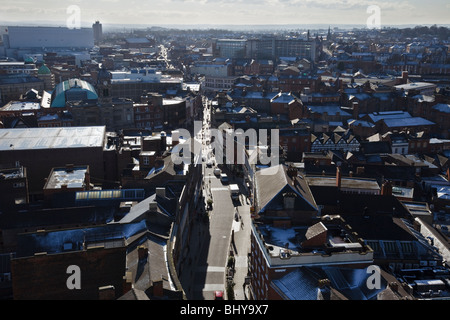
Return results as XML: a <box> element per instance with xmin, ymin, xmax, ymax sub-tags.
<box><xmin>229</xmin><ymin>184</ymin><xmax>240</xmax><ymax>200</ymax></box>
<box><xmin>220</xmin><ymin>173</ymin><xmax>229</xmax><ymax>184</ymax></box>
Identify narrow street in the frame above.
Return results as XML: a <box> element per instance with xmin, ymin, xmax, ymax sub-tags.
<box><xmin>179</xmin><ymin>96</ymin><xmax>252</xmax><ymax>300</ymax></box>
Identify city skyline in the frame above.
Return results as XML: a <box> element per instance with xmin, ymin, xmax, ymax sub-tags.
<box><xmin>1</xmin><ymin>0</ymin><xmax>449</xmax><ymax>30</ymax></box>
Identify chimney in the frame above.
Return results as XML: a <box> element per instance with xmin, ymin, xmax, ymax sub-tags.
<box><xmin>381</xmin><ymin>180</ymin><xmax>392</xmax><ymax>196</ymax></box>
<box><xmin>317</xmin><ymin>279</ymin><xmax>331</xmax><ymax>300</ymax></box>
<box><xmin>84</xmin><ymin>171</ymin><xmax>90</xmax><ymax>190</ymax></box>
<box><xmin>156</xmin><ymin>187</ymin><xmax>166</xmax><ymax>198</ymax></box>
<box><xmin>336</xmin><ymin>166</ymin><xmax>342</xmax><ymax>189</ymax></box>
<box><xmin>318</xmin><ymin>278</ymin><xmax>331</xmax><ymax>288</ymax></box>
<box><xmin>98</xmin><ymin>285</ymin><xmax>115</xmax><ymax>300</ymax></box>
<box><xmin>402</xmin><ymin>71</ymin><xmax>408</xmax><ymax>84</ymax></box>
<box><xmin>152</xmin><ymin>278</ymin><xmax>164</xmax><ymax>298</ymax></box>
<box><xmin>138</xmin><ymin>245</ymin><xmax>148</xmax><ymax>261</ymax></box>
<box><xmin>148</xmin><ymin>199</ymin><xmax>158</xmax><ymax>211</ymax></box>
<box><xmin>123</xmin><ymin>272</ymin><xmax>132</xmax><ymax>295</ymax></box>
<box><xmin>287</xmin><ymin>166</ymin><xmax>297</xmax><ymax>179</ymax></box>
<box><xmin>389</xmin><ymin>282</ymin><xmax>399</xmax><ymax>293</ymax></box>
<box><xmin>352</xmin><ymin>101</ymin><xmax>359</xmax><ymax>119</ymax></box>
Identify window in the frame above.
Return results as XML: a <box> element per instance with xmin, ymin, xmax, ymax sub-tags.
<box><xmin>13</xmin><ymin>182</ymin><xmax>25</xmax><ymax>188</ymax></box>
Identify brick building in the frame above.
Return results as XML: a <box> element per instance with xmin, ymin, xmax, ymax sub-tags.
<box><xmin>0</xmin><ymin>126</ymin><xmax>111</xmax><ymax>199</ymax></box>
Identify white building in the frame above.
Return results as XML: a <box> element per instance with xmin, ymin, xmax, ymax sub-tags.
<box><xmin>0</xmin><ymin>26</ymin><xmax>94</xmax><ymax>59</ymax></box>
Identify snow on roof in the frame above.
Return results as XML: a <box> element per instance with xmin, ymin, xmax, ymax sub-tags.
<box><xmin>0</xmin><ymin>126</ymin><xmax>105</xmax><ymax>151</ymax></box>
<box><xmin>383</xmin><ymin>117</ymin><xmax>435</xmax><ymax>128</ymax></box>
<box><xmin>432</xmin><ymin>103</ymin><xmax>450</xmax><ymax>114</ymax></box>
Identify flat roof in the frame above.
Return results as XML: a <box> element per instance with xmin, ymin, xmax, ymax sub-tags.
<box><xmin>0</xmin><ymin>126</ymin><xmax>105</xmax><ymax>151</ymax></box>
<box><xmin>1</xmin><ymin>101</ymin><xmax>40</xmax><ymax>111</ymax></box>
<box><xmin>44</xmin><ymin>166</ymin><xmax>88</xmax><ymax>190</ymax></box>
<box><xmin>306</xmin><ymin>175</ymin><xmax>380</xmax><ymax>190</ymax></box>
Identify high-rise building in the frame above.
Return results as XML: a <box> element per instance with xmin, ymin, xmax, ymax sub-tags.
<box><xmin>216</xmin><ymin>39</ymin><xmax>247</xmax><ymax>59</ymax></box>
<box><xmin>215</xmin><ymin>37</ymin><xmax>320</xmax><ymax>62</ymax></box>
<box><xmin>0</xmin><ymin>26</ymin><xmax>94</xmax><ymax>59</ymax></box>
<box><xmin>92</xmin><ymin>21</ymin><xmax>103</xmax><ymax>44</ymax></box>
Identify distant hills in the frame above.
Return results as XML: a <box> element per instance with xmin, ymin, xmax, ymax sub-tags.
<box><xmin>2</xmin><ymin>20</ymin><xmax>450</xmax><ymax>33</ymax></box>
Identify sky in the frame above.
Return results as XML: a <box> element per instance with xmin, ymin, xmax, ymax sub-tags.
<box><xmin>0</xmin><ymin>0</ymin><xmax>449</xmax><ymax>28</ymax></box>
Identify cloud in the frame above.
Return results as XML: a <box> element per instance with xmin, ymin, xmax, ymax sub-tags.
<box><xmin>0</xmin><ymin>0</ymin><xmax>447</xmax><ymax>26</ymax></box>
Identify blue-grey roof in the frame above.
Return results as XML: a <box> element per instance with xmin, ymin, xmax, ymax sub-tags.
<box><xmin>383</xmin><ymin>117</ymin><xmax>435</xmax><ymax>128</ymax></box>
<box><xmin>432</xmin><ymin>103</ymin><xmax>450</xmax><ymax>114</ymax></box>
<box><xmin>307</xmin><ymin>105</ymin><xmax>351</xmax><ymax>117</ymax></box>
<box><xmin>348</xmin><ymin>119</ymin><xmax>375</xmax><ymax>128</ymax></box>
<box><xmin>272</xmin><ymin>266</ymin><xmax>388</xmax><ymax>300</ymax></box>
<box><xmin>272</xmin><ymin>268</ymin><xmax>320</xmax><ymax>300</ymax></box>
<box><xmin>271</xmin><ymin>92</ymin><xmax>297</xmax><ymax>104</ymax></box>
<box><xmin>16</xmin><ymin>220</ymin><xmax>148</xmax><ymax>257</ymax></box>
<box><xmin>367</xmin><ymin>111</ymin><xmax>411</xmax><ymax>123</ymax></box>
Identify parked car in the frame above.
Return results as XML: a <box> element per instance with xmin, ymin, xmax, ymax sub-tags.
<box><xmin>214</xmin><ymin>168</ymin><xmax>221</xmax><ymax>176</ymax></box>
<box><xmin>220</xmin><ymin>173</ymin><xmax>229</xmax><ymax>184</ymax></box>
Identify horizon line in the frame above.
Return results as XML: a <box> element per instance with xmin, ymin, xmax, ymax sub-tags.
<box><xmin>2</xmin><ymin>21</ymin><xmax>450</xmax><ymax>31</ymax></box>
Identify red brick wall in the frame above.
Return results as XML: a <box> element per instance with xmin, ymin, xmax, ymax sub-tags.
<box><xmin>11</xmin><ymin>246</ymin><xmax>126</xmax><ymax>300</ymax></box>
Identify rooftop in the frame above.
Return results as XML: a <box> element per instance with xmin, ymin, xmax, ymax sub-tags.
<box><xmin>44</xmin><ymin>165</ymin><xmax>88</xmax><ymax>190</ymax></box>
<box><xmin>252</xmin><ymin>215</ymin><xmax>373</xmax><ymax>267</ymax></box>
<box><xmin>15</xmin><ymin>220</ymin><xmax>148</xmax><ymax>258</ymax></box>
<box><xmin>0</xmin><ymin>126</ymin><xmax>106</xmax><ymax>151</ymax></box>
<box><xmin>0</xmin><ymin>101</ymin><xmax>41</xmax><ymax>112</ymax></box>
<box><xmin>305</xmin><ymin>175</ymin><xmax>380</xmax><ymax>191</ymax></box>
<box><xmin>0</xmin><ymin>167</ymin><xmax>26</xmax><ymax>180</ymax></box>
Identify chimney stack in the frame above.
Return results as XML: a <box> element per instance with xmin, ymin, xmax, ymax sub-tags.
<box><xmin>389</xmin><ymin>282</ymin><xmax>399</xmax><ymax>292</ymax></box>
<box><xmin>156</xmin><ymin>187</ymin><xmax>166</xmax><ymax>198</ymax></box>
<box><xmin>149</xmin><ymin>201</ymin><xmax>158</xmax><ymax>212</ymax></box>
<box><xmin>352</xmin><ymin>101</ymin><xmax>359</xmax><ymax>119</ymax></box>
<box><xmin>84</xmin><ymin>171</ymin><xmax>90</xmax><ymax>190</ymax></box>
<box><xmin>381</xmin><ymin>180</ymin><xmax>392</xmax><ymax>196</ymax></box>
<box><xmin>287</xmin><ymin>166</ymin><xmax>297</xmax><ymax>179</ymax></box>
<box><xmin>152</xmin><ymin>278</ymin><xmax>164</xmax><ymax>298</ymax></box>
<box><xmin>138</xmin><ymin>245</ymin><xmax>148</xmax><ymax>261</ymax></box>
<box><xmin>336</xmin><ymin>166</ymin><xmax>342</xmax><ymax>189</ymax></box>
<box><xmin>402</xmin><ymin>71</ymin><xmax>408</xmax><ymax>84</ymax></box>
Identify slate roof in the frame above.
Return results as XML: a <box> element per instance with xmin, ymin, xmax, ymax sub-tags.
<box><xmin>15</xmin><ymin>220</ymin><xmax>148</xmax><ymax>258</ymax></box>
<box><xmin>125</xmin><ymin>232</ymin><xmax>175</xmax><ymax>296</ymax></box>
<box><xmin>432</xmin><ymin>103</ymin><xmax>450</xmax><ymax>114</ymax></box>
<box><xmin>271</xmin><ymin>266</ymin><xmax>388</xmax><ymax>300</ymax></box>
<box><xmin>383</xmin><ymin>117</ymin><xmax>435</xmax><ymax>128</ymax></box>
<box><xmin>255</xmin><ymin>164</ymin><xmax>317</xmax><ymax>213</ymax></box>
